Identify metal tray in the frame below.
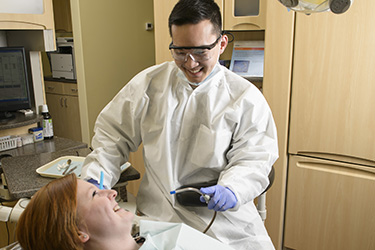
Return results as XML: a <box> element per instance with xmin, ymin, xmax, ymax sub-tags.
<box><xmin>36</xmin><ymin>156</ymin><xmax>131</xmax><ymax>179</ymax></box>
<box><xmin>36</xmin><ymin>156</ymin><xmax>85</xmax><ymax>178</ymax></box>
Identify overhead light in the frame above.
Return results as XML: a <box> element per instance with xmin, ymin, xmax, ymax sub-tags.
<box><xmin>278</xmin><ymin>0</ymin><xmax>353</xmax><ymax>14</ymax></box>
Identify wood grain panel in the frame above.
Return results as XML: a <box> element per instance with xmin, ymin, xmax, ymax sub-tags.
<box><xmin>284</xmin><ymin>155</ymin><xmax>375</xmax><ymax>250</ymax></box>
<box><xmin>289</xmin><ymin>2</ymin><xmax>375</xmax><ymax>165</ymax></box>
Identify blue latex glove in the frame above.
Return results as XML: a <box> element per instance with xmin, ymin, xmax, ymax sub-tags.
<box><xmin>200</xmin><ymin>185</ymin><xmax>237</xmax><ymax>212</ymax></box>
<box><xmin>87</xmin><ymin>178</ymin><xmax>102</xmax><ymax>189</ymax></box>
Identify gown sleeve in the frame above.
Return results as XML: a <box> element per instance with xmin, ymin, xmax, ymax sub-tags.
<box><xmin>81</xmin><ymin>72</ymin><xmax>149</xmax><ymax>188</ymax></box>
<box><xmin>218</xmin><ymin>85</ymin><xmax>279</xmax><ymax>210</ymax></box>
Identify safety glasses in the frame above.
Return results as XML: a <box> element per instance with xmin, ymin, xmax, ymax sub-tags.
<box><xmin>169</xmin><ymin>35</ymin><xmax>222</xmax><ymax>62</ymax></box>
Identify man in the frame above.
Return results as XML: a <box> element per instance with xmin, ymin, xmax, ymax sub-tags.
<box><xmin>81</xmin><ymin>0</ymin><xmax>278</xmax><ymax>249</ymax></box>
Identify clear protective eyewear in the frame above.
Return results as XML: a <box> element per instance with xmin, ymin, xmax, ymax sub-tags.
<box><xmin>169</xmin><ymin>35</ymin><xmax>222</xmax><ymax>62</ymax></box>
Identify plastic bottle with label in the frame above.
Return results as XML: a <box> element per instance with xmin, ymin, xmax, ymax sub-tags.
<box><xmin>42</xmin><ymin>104</ymin><xmax>54</xmax><ymax>139</ymax></box>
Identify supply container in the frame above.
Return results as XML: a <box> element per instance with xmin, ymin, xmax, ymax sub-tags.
<box><xmin>42</xmin><ymin>104</ymin><xmax>54</xmax><ymax>139</ymax></box>
<box><xmin>0</xmin><ymin>136</ymin><xmax>17</xmax><ymax>152</ymax></box>
<box><xmin>28</xmin><ymin>127</ymin><xmax>44</xmax><ymax>142</ymax></box>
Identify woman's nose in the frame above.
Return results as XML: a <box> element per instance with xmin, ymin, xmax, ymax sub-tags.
<box><xmin>101</xmin><ymin>189</ymin><xmax>117</xmax><ymax>200</ymax></box>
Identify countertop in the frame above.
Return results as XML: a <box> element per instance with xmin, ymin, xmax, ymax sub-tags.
<box><xmin>1</xmin><ymin>145</ymin><xmax>140</xmax><ymax>199</ymax></box>
<box><xmin>0</xmin><ymin>112</ymin><xmax>42</xmax><ymax>130</ymax></box>
<box><xmin>44</xmin><ymin>76</ymin><xmax>77</xmax><ymax>84</ymax></box>
<box><xmin>0</xmin><ymin>136</ymin><xmax>86</xmax><ymax>157</ymax></box>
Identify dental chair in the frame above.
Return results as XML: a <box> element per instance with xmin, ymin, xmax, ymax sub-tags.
<box><xmin>0</xmin><ymin>242</ymin><xmax>20</xmax><ymax>250</ymax></box>
<box><xmin>257</xmin><ymin>165</ymin><xmax>275</xmax><ymax>223</ymax></box>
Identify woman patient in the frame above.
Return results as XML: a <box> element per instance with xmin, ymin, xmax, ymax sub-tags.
<box><xmin>16</xmin><ymin>174</ymin><xmax>140</xmax><ymax>250</ymax></box>
<box><xmin>15</xmin><ymin>174</ymin><xmax>233</xmax><ymax>250</ymax></box>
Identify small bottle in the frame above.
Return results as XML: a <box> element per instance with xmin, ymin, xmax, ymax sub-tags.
<box><xmin>42</xmin><ymin>104</ymin><xmax>54</xmax><ymax>139</ymax></box>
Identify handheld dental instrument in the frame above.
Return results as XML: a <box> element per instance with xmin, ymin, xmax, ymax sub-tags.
<box><xmin>170</xmin><ymin>187</ymin><xmax>211</xmax><ymax>203</ymax></box>
<box><xmin>62</xmin><ymin>159</ymin><xmax>72</xmax><ymax>175</ymax></box>
<box><xmin>66</xmin><ymin>165</ymin><xmax>77</xmax><ymax>175</ymax></box>
<box><xmin>99</xmin><ymin>171</ymin><xmax>104</xmax><ymax>190</ymax></box>
<box><xmin>170</xmin><ymin>187</ymin><xmax>216</xmax><ymax>233</ymax></box>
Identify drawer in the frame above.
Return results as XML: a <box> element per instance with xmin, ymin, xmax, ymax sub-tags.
<box><xmin>45</xmin><ymin>81</ymin><xmax>64</xmax><ymax>94</ymax></box>
<box><xmin>63</xmin><ymin>83</ymin><xmax>78</xmax><ymax>96</ymax></box>
<box><xmin>44</xmin><ymin>81</ymin><xmax>78</xmax><ymax>96</ymax></box>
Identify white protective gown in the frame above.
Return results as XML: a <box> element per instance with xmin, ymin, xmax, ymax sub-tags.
<box><xmin>82</xmin><ymin>61</ymin><xmax>278</xmax><ymax>250</ymax></box>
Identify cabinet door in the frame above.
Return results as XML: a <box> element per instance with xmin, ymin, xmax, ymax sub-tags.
<box><xmin>288</xmin><ymin>1</ymin><xmax>375</xmax><ymax>165</ymax></box>
<box><xmin>45</xmin><ymin>81</ymin><xmax>82</xmax><ymax>141</ymax></box>
<box><xmin>63</xmin><ymin>95</ymin><xmax>82</xmax><ymax>141</ymax></box>
<box><xmin>284</xmin><ymin>155</ymin><xmax>375</xmax><ymax>250</ymax></box>
<box><xmin>45</xmin><ymin>92</ymin><xmax>65</xmax><ymax>138</ymax></box>
<box><xmin>224</xmin><ymin>0</ymin><xmax>267</xmax><ymax>30</ymax></box>
<box><xmin>0</xmin><ymin>0</ymin><xmax>54</xmax><ymax>30</ymax></box>
<box><xmin>153</xmin><ymin>0</ymin><xmax>177</xmax><ymax>64</ymax></box>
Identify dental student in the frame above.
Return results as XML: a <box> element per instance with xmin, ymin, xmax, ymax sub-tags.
<box><xmin>81</xmin><ymin>0</ymin><xmax>278</xmax><ymax>249</ymax></box>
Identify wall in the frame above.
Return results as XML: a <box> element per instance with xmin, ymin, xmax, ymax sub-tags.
<box><xmin>70</xmin><ymin>0</ymin><xmax>155</xmax><ymax>144</ymax></box>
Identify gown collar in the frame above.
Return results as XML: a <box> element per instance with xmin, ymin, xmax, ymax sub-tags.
<box><xmin>176</xmin><ymin>63</ymin><xmax>221</xmax><ymax>88</ymax></box>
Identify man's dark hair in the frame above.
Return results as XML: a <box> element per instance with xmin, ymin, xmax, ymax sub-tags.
<box><xmin>168</xmin><ymin>0</ymin><xmax>222</xmax><ymax>37</ymax></box>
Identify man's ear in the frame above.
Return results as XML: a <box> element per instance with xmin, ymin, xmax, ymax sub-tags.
<box><xmin>78</xmin><ymin>231</ymin><xmax>90</xmax><ymax>243</ymax></box>
<box><xmin>219</xmin><ymin>34</ymin><xmax>228</xmax><ymax>54</ymax></box>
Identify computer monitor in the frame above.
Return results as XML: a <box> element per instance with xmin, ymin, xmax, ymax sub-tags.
<box><xmin>0</xmin><ymin>47</ymin><xmax>32</xmax><ymax>121</ymax></box>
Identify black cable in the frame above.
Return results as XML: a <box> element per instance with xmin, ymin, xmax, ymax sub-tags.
<box><xmin>222</xmin><ymin>31</ymin><xmax>235</xmax><ymax>43</ymax></box>
<box><xmin>171</xmin><ymin>186</ymin><xmax>218</xmax><ymax>234</ymax></box>
<box><xmin>203</xmin><ymin>211</ymin><xmax>217</xmax><ymax>234</ymax></box>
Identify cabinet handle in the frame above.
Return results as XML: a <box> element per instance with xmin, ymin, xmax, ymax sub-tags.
<box><xmin>60</xmin><ymin>97</ymin><xmax>64</xmax><ymax>107</ymax></box>
<box><xmin>71</xmin><ymin>88</ymin><xmax>78</xmax><ymax>93</ymax></box>
<box><xmin>47</xmin><ymin>86</ymin><xmax>55</xmax><ymax>91</ymax></box>
<box><xmin>296</xmin><ymin>161</ymin><xmax>375</xmax><ymax>179</ymax></box>
<box><xmin>64</xmin><ymin>98</ymin><xmax>68</xmax><ymax>108</ymax></box>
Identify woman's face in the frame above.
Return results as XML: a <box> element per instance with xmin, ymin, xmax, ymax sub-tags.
<box><xmin>76</xmin><ymin>179</ymin><xmax>134</xmax><ymax>239</ymax></box>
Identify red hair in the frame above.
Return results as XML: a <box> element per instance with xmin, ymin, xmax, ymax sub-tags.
<box><xmin>16</xmin><ymin>174</ymin><xmax>84</xmax><ymax>250</ymax></box>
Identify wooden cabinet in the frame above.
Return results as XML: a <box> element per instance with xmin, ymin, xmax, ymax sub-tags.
<box><xmin>288</xmin><ymin>5</ymin><xmax>375</xmax><ymax>166</ymax></box>
<box><xmin>283</xmin><ymin>1</ymin><xmax>375</xmax><ymax>250</ymax></box>
<box><xmin>262</xmin><ymin>2</ymin><xmax>294</xmax><ymax>249</ymax></box>
<box><xmin>52</xmin><ymin>0</ymin><xmax>73</xmax><ymax>32</ymax></box>
<box><xmin>0</xmin><ymin>0</ymin><xmax>54</xmax><ymax>30</ymax></box>
<box><xmin>223</xmin><ymin>0</ymin><xmax>267</xmax><ymax>30</ymax></box>
<box><xmin>45</xmin><ymin>80</ymin><xmax>82</xmax><ymax>141</ymax></box>
<box><xmin>153</xmin><ymin>0</ymin><xmax>177</xmax><ymax>64</ymax></box>
<box><xmin>284</xmin><ymin>155</ymin><xmax>375</xmax><ymax>250</ymax></box>
<box><xmin>0</xmin><ymin>0</ymin><xmax>56</xmax><ymax>52</ymax></box>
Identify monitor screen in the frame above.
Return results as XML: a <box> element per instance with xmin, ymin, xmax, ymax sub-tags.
<box><xmin>0</xmin><ymin>47</ymin><xmax>32</xmax><ymax>121</ymax></box>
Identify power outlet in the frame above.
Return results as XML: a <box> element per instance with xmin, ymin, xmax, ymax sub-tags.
<box><xmin>145</xmin><ymin>22</ymin><xmax>153</xmax><ymax>31</ymax></box>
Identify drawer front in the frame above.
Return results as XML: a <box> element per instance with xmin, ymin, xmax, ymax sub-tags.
<box><xmin>63</xmin><ymin>83</ymin><xmax>79</xmax><ymax>96</ymax></box>
<box><xmin>45</xmin><ymin>81</ymin><xmax>64</xmax><ymax>94</ymax></box>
